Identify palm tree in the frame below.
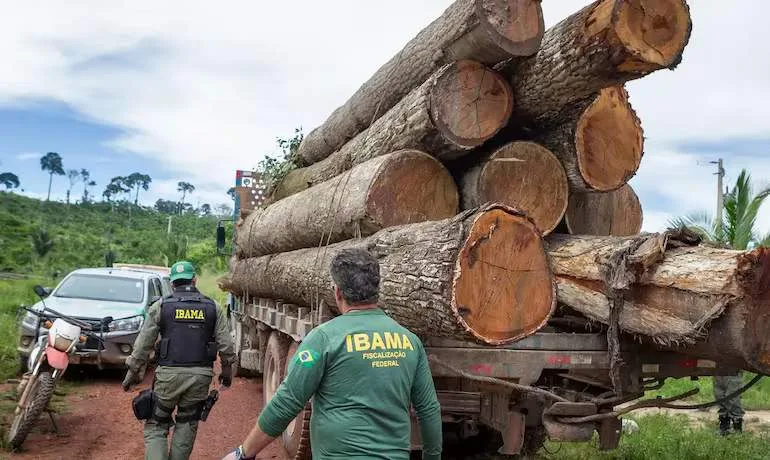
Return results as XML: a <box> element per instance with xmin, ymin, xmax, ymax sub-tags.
<box><xmin>40</xmin><ymin>152</ymin><xmax>65</xmax><ymax>201</ymax></box>
<box><xmin>66</xmin><ymin>169</ymin><xmax>81</xmax><ymax>204</ymax></box>
<box><xmin>177</xmin><ymin>181</ymin><xmax>195</xmax><ymax>214</ymax></box>
<box><xmin>126</xmin><ymin>172</ymin><xmax>152</xmax><ymax>205</ymax></box>
<box><xmin>0</xmin><ymin>172</ymin><xmax>20</xmax><ymax>190</ymax></box>
<box><xmin>669</xmin><ymin>169</ymin><xmax>770</xmax><ymax>250</ymax></box>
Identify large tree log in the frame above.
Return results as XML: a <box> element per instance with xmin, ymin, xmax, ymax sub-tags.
<box><xmin>296</xmin><ymin>0</ymin><xmax>544</xmax><ymax>166</ymax></box>
<box><xmin>564</xmin><ymin>184</ymin><xmax>643</xmax><ymax>236</ymax></box>
<box><xmin>460</xmin><ymin>141</ymin><xmax>568</xmax><ymax>235</ymax></box>
<box><xmin>222</xmin><ymin>206</ymin><xmax>555</xmax><ymax>345</ymax></box>
<box><xmin>236</xmin><ymin>150</ymin><xmax>458</xmax><ymax>258</ymax></box>
<box><xmin>547</xmin><ymin>232</ymin><xmax>770</xmax><ymax>375</ymax></box>
<box><xmin>502</xmin><ymin>0</ymin><xmax>691</xmax><ymax>127</ymax></box>
<box><xmin>273</xmin><ymin>61</ymin><xmax>513</xmax><ymax>200</ymax></box>
<box><xmin>534</xmin><ymin>87</ymin><xmax>643</xmax><ymax>192</ymax></box>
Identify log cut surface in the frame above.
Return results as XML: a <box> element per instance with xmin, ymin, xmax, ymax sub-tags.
<box><xmin>273</xmin><ymin>61</ymin><xmax>512</xmax><ymax>200</ymax></box>
<box><xmin>503</xmin><ymin>0</ymin><xmax>691</xmax><ymax>126</ymax></box>
<box><xmin>461</xmin><ymin>141</ymin><xmax>568</xmax><ymax>235</ymax></box>
<box><xmin>237</xmin><ymin>150</ymin><xmax>458</xmax><ymax>258</ymax></box>
<box><xmin>565</xmin><ymin>184</ymin><xmax>643</xmax><ymax>236</ymax></box>
<box><xmin>535</xmin><ymin>87</ymin><xmax>643</xmax><ymax>192</ymax></box>
<box><xmin>547</xmin><ymin>232</ymin><xmax>770</xmax><ymax>374</ymax></box>
<box><xmin>296</xmin><ymin>0</ymin><xmax>543</xmax><ymax>166</ymax></box>
<box><xmin>223</xmin><ymin>206</ymin><xmax>555</xmax><ymax>345</ymax></box>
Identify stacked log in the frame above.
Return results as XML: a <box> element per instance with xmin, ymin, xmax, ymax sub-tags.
<box><xmin>295</xmin><ymin>0</ymin><xmax>545</xmax><ymax>166</ymax></box>
<box><xmin>460</xmin><ymin>141</ymin><xmax>568</xmax><ymax>235</ymax></box>
<box><xmin>273</xmin><ymin>60</ymin><xmax>513</xmax><ymax>200</ymax></box>
<box><xmin>223</xmin><ymin>206</ymin><xmax>556</xmax><ymax>345</ymax></box>
<box><xmin>222</xmin><ymin>0</ymin><xmax>770</xmax><ymax>376</ymax></box>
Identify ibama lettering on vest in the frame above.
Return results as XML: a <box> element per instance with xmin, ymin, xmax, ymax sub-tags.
<box><xmin>345</xmin><ymin>332</ymin><xmax>414</xmax><ymax>352</ymax></box>
<box><xmin>174</xmin><ymin>309</ymin><xmax>205</xmax><ymax>321</ymax></box>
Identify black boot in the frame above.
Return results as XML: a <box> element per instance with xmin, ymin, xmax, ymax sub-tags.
<box><xmin>732</xmin><ymin>417</ymin><xmax>743</xmax><ymax>433</ymax></box>
<box><xmin>718</xmin><ymin>415</ymin><xmax>731</xmax><ymax>436</ymax></box>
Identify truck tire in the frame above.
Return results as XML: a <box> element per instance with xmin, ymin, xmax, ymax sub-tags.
<box><xmin>282</xmin><ymin>341</ymin><xmax>312</xmax><ymax>460</ymax></box>
<box><xmin>262</xmin><ymin>332</ymin><xmax>289</xmax><ymax>409</ymax></box>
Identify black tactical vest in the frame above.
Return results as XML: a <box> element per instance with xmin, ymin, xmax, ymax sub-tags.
<box><xmin>157</xmin><ymin>288</ymin><xmax>218</xmax><ymax>367</ymax></box>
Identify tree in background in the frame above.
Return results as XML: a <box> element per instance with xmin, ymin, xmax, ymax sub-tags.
<box><xmin>40</xmin><ymin>152</ymin><xmax>65</xmax><ymax>201</ymax></box>
<box><xmin>215</xmin><ymin>204</ymin><xmax>232</xmax><ymax>218</ymax></box>
<box><xmin>31</xmin><ymin>227</ymin><xmax>54</xmax><ymax>258</ymax></box>
<box><xmin>0</xmin><ymin>172</ymin><xmax>20</xmax><ymax>190</ymax></box>
<box><xmin>199</xmin><ymin>203</ymin><xmax>211</xmax><ymax>216</ymax></box>
<box><xmin>66</xmin><ymin>169</ymin><xmax>81</xmax><ymax>204</ymax></box>
<box><xmin>126</xmin><ymin>172</ymin><xmax>152</xmax><ymax>205</ymax></box>
<box><xmin>155</xmin><ymin>199</ymin><xmax>178</xmax><ymax>214</ymax></box>
<box><xmin>177</xmin><ymin>181</ymin><xmax>195</xmax><ymax>214</ymax></box>
<box><xmin>669</xmin><ymin>169</ymin><xmax>770</xmax><ymax>251</ymax></box>
<box><xmin>80</xmin><ymin>169</ymin><xmax>93</xmax><ymax>202</ymax></box>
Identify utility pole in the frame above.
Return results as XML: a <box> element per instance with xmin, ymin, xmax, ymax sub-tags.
<box><xmin>167</xmin><ymin>215</ymin><xmax>173</xmax><ymax>235</ymax></box>
<box><xmin>710</xmin><ymin>158</ymin><xmax>725</xmax><ymax>233</ymax></box>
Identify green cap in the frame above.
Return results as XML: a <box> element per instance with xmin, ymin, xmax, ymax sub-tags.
<box><xmin>169</xmin><ymin>260</ymin><xmax>196</xmax><ymax>281</ymax></box>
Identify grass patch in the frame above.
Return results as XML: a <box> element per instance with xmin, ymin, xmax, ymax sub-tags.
<box><xmin>649</xmin><ymin>374</ymin><xmax>770</xmax><ymax>411</ymax></box>
<box><xmin>0</xmin><ymin>278</ymin><xmax>47</xmax><ymax>381</ymax></box>
<box><xmin>196</xmin><ymin>270</ymin><xmax>229</xmax><ymax>307</ymax></box>
<box><xmin>542</xmin><ymin>414</ymin><xmax>770</xmax><ymax>459</ymax></box>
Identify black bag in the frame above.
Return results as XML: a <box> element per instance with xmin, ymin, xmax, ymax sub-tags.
<box><xmin>132</xmin><ymin>388</ymin><xmax>156</xmax><ymax>420</ymax></box>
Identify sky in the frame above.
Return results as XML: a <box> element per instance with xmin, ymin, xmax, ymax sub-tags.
<box><xmin>0</xmin><ymin>0</ymin><xmax>769</xmax><ymax>234</ymax></box>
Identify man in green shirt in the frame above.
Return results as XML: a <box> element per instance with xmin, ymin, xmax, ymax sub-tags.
<box><xmin>223</xmin><ymin>249</ymin><xmax>442</xmax><ymax>460</ymax></box>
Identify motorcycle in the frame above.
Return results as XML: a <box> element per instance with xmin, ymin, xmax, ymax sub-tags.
<box><xmin>6</xmin><ymin>285</ymin><xmax>112</xmax><ymax>450</ymax></box>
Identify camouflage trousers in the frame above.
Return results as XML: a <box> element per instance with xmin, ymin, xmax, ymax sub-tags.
<box><xmin>714</xmin><ymin>373</ymin><xmax>745</xmax><ymax>419</ymax></box>
<box><xmin>144</xmin><ymin>369</ymin><xmax>212</xmax><ymax>460</ymax></box>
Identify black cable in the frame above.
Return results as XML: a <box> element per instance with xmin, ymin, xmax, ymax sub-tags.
<box><xmin>663</xmin><ymin>374</ymin><xmax>763</xmax><ymax>410</ymax></box>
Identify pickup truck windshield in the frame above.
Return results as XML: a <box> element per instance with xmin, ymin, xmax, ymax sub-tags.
<box><xmin>55</xmin><ymin>274</ymin><xmax>144</xmax><ymax>303</ymax></box>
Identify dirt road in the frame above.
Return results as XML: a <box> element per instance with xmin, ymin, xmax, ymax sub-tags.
<box><xmin>7</xmin><ymin>368</ymin><xmax>289</xmax><ymax>460</ymax></box>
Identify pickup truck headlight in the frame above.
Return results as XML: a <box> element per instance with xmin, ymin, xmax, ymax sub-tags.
<box><xmin>110</xmin><ymin>315</ymin><xmax>144</xmax><ymax>332</ymax></box>
<box><xmin>21</xmin><ymin>311</ymin><xmax>39</xmax><ymax>331</ymax></box>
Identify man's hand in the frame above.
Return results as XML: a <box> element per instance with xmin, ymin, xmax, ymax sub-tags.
<box><xmin>122</xmin><ymin>369</ymin><xmax>141</xmax><ymax>391</ymax></box>
<box><xmin>219</xmin><ymin>363</ymin><xmax>233</xmax><ymax>388</ymax></box>
<box><xmin>221</xmin><ymin>445</ymin><xmax>255</xmax><ymax>460</ymax></box>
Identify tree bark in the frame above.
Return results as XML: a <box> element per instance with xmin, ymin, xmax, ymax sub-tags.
<box><xmin>534</xmin><ymin>87</ymin><xmax>643</xmax><ymax>192</ymax></box>
<box><xmin>221</xmin><ymin>205</ymin><xmax>555</xmax><ymax>345</ymax></box>
<box><xmin>501</xmin><ymin>0</ymin><xmax>691</xmax><ymax>127</ymax></box>
<box><xmin>460</xmin><ymin>141</ymin><xmax>568</xmax><ymax>235</ymax></box>
<box><xmin>564</xmin><ymin>184</ymin><xmax>642</xmax><ymax>236</ymax></box>
<box><xmin>273</xmin><ymin>61</ymin><xmax>513</xmax><ymax>200</ymax></box>
<box><xmin>547</xmin><ymin>232</ymin><xmax>770</xmax><ymax>375</ymax></box>
<box><xmin>296</xmin><ymin>0</ymin><xmax>544</xmax><ymax>166</ymax></box>
<box><xmin>236</xmin><ymin>150</ymin><xmax>458</xmax><ymax>258</ymax></box>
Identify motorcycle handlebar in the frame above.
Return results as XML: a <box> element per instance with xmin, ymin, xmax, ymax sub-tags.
<box><xmin>23</xmin><ymin>306</ymin><xmax>112</xmax><ymax>334</ymax></box>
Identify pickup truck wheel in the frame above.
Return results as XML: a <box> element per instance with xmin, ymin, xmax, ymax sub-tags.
<box><xmin>282</xmin><ymin>341</ymin><xmax>311</xmax><ymax>460</ymax></box>
<box><xmin>262</xmin><ymin>332</ymin><xmax>289</xmax><ymax>409</ymax></box>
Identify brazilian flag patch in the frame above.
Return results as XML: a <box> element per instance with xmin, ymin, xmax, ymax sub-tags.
<box><xmin>295</xmin><ymin>349</ymin><xmax>320</xmax><ymax>368</ymax></box>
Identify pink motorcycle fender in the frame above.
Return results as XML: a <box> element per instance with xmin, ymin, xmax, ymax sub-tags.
<box><xmin>45</xmin><ymin>347</ymin><xmax>70</xmax><ymax>370</ymax></box>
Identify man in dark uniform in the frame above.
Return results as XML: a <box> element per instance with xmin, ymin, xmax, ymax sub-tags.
<box><xmin>223</xmin><ymin>249</ymin><xmax>442</xmax><ymax>460</ymax></box>
<box><xmin>122</xmin><ymin>260</ymin><xmax>235</xmax><ymax>460</ymax></box>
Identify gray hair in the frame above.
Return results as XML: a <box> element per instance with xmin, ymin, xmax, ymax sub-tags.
<box><xmin>330</xmin><ymin>249</ymin><xmax>380</xmax><ymax>305</ymax></box>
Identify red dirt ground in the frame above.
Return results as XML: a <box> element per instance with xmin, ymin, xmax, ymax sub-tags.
<box><xmin>6</xmin><ymin>366</ymin><xmax>289</xmax><ymax>460</ymax></box>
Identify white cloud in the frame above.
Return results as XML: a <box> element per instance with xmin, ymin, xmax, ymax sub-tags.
<box><xmin>15</xmin><ymin>152</ymin><xmax>39</xmax><ymax>161</ymax></box>
<box><xmin>1</xmin><ymin>1</ymin><xmax>770</xmax><ymax>235</ymax></box>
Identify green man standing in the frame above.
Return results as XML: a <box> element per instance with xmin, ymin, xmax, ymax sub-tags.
<box><xmin>122</xmin><ymin>260</ymin><xmax>235</xmax><ymax>460</ymax></box>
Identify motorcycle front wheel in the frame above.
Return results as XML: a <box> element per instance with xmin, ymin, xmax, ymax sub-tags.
<box><xmin>6</xmin><ymin>370</ymin><xmax>55</xmax><ymax>450</ymax></box>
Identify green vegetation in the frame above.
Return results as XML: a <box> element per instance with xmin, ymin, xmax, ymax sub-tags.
<box><xmin>0</xmin><ymin>193</ymin><xmax>223</xmax><ymax>275</ymax></box>
<box><xmin>0</xmin><ymin>277</ymin><xmax>45</xmax><ymax>380</ymax></box>
<box><xmin>649</xmin><ymin>374</ymin><xmax>770</xmax><ymax>411</ymax></box>
<box><xmin>543</xmin><ymin>414</ymin><xmax>770</xmax><ymax>459</ymax></box>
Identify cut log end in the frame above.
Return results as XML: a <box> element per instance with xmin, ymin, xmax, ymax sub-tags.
<box><xmin>430</xmin><ymin>60</ymin><xmax>513</xmax><ymax>150</ymax></box>
<box><xmin>473</xmin><ymin>142</ymin><xmax>568</xmax><ymax>235</ymax></box>
<box><xmin>565</xmin><ymin>184</ymin><xmax>643</xmax><ymax>236</ymax></box>
<box><xmin>575</xmin><ymin>87</ymin><xmax>643</xmax><ymax>191</ymax></box>
<box><xmin>453</xmin><ymin>207</ymin><xmax>555</xmax><ymax>344</ymax></box>
<box><xmin>366</xmin><ymin>150</ymin><xmax>459</xmax><ymax>229</ymax></box>
<box><xmin>475</xmin><ymin>0</ymin><xmax>545</xmax><ymax>56</ymax></box>
<box><xmin>613</xmin><ymin>0</ymin><xmax>692</xmax><ymax>69</ymax></box>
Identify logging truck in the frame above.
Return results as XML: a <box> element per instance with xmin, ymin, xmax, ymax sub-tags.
<box><xmin>217</xmin><ymin>170</ymin><xmax>740</xmax><ymax>459</ymax></box>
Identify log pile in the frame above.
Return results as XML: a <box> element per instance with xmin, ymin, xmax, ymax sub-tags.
<box><xmin>218</xmin><ymin>0</ymin><xmax>770</xmax><ymax>374</ymax></box>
